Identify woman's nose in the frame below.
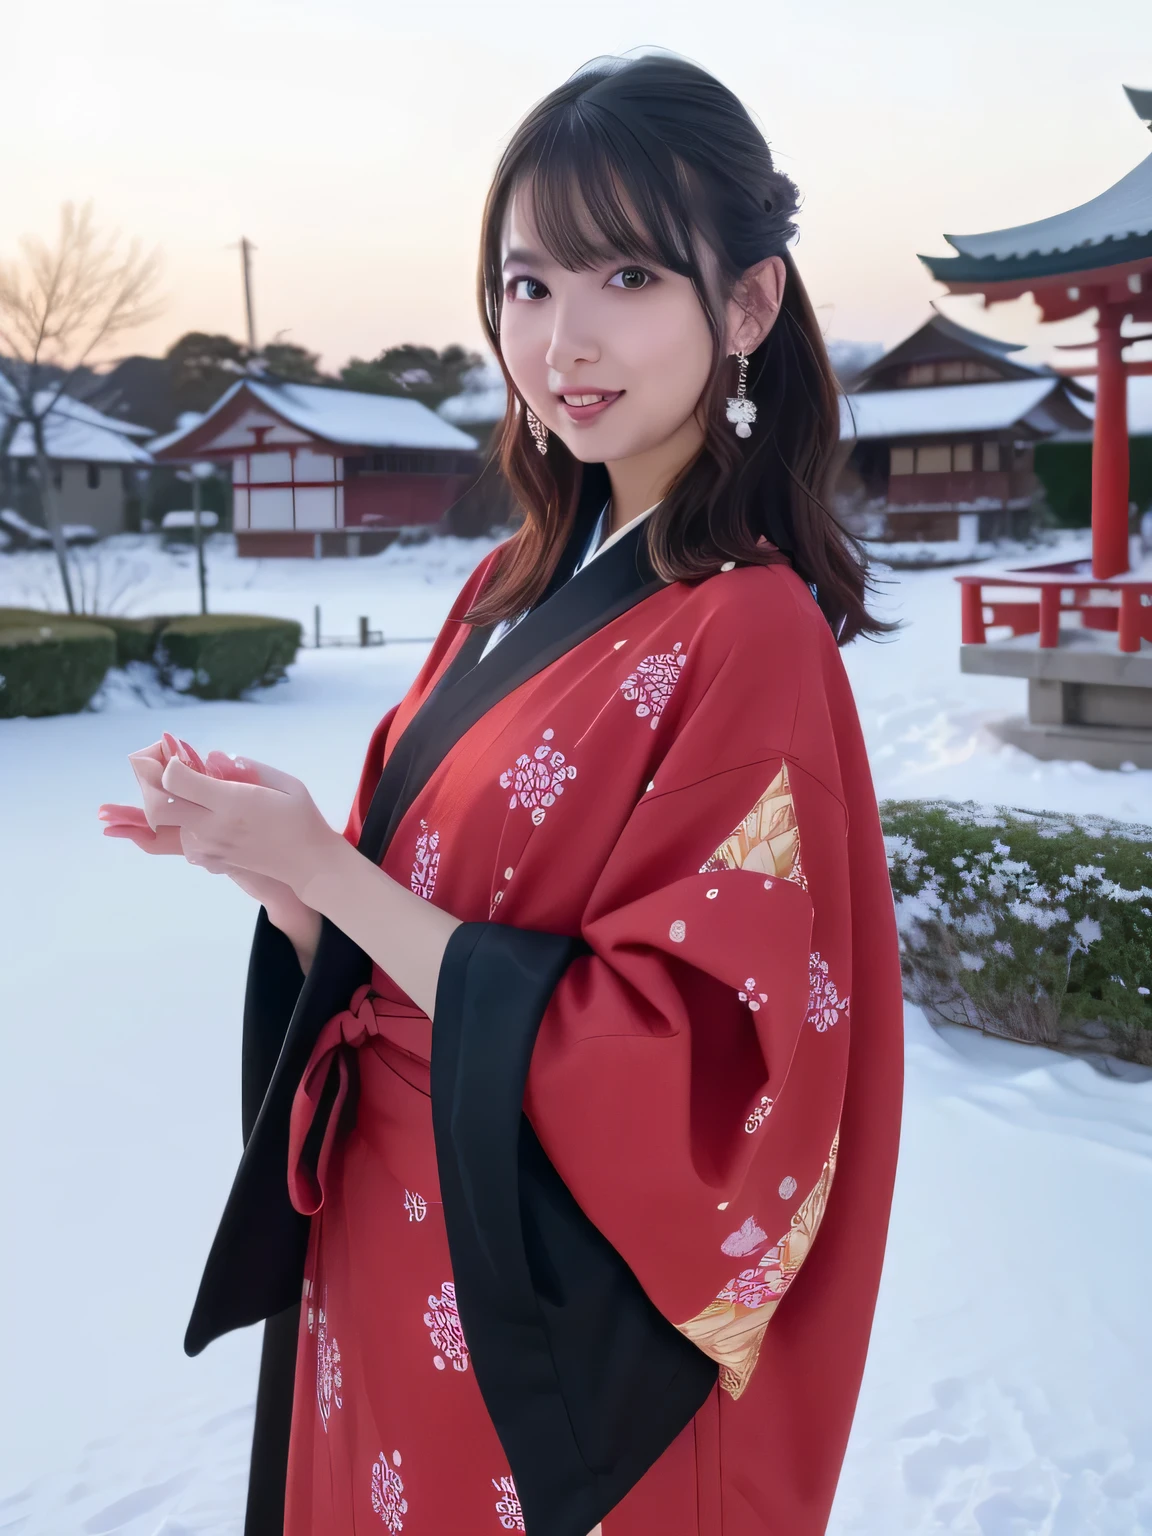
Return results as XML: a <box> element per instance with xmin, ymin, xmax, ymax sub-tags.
<box><xmin>544</xmin><ymin>297</ymin><xmax>601</xmax><ymax>375</ymax></box>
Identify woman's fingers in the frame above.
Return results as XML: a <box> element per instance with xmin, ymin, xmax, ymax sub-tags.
<box><xmin>221</xmin><ymin>755</ymin><xmax>302</xmax><ymax>794</ymax></box>
<box><xmin>101</xmin><ymin>822</ymin><xmax>185</xmax><ymax>855</ymax></box>
<box><xmin>98</xmin><ymin>803</ymin><xmax>150</xmax><ymax>829</ymax></box>
<box><xmin>161</xmin><ymin>754</ymin><xmax>275</xmax><ymax>811</ymax></box>
<box><xmin>204</xmin><ymin>749</ymin><xmax>263</xmax><ymax>784</ymax></box>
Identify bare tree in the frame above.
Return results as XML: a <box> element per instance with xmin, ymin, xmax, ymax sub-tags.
<box><xmin>0</xmin><ymin>202</ymin><xmax>161</xmax><ymax>613</ymax></box>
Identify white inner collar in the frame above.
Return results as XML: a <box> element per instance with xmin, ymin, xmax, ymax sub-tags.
<box><xmin>574</xmin><ymin>499</ymin><xmax>660</xmax><ymax>574</ymax></box>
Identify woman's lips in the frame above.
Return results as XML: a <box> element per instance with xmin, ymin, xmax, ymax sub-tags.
<box><xmin>557</xmin><ymin>389</ymin><xmax>623</xmax><ymax>424</ymax></box>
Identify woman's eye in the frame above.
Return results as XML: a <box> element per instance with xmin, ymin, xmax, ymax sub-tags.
<box><xmin>609</xmin><ymin>267</ymin><xmax>651</xmax><ymax>290</ymax></box>
<box><xmin>508</xmin><ymin>276</ymin><xmax>549</xmax><ymax>301</ymax></box>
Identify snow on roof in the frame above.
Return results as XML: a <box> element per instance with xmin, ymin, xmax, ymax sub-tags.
<box><xmin>0</xmin><ymin>379</ymin><xmax>154</xmax><ymax>462</ymax></box>
<box><xmin>1050</xmin><ymin>374</ymin><xmax>1152</xmax><ymax>439</ymax></box>
<box><xmin>4</xmin><ymin>413</ymin><xmax>155</xmax><ymax>464</ymax></box>
<box><xmin>156</xmin><ymin>377</ymin><xmax>479</xmax><ymax>455</ymax></box>
<box><xmin>438</xmin><ymin>381</ymin><xmax>508</xmax><ymax>426</ymax></box>
<box><xmin>942</xmin><ymin>149</ymin><xmax>1152</xmax><ymax>262</ymax></box>
<box><xmin>840</xmin><ymin>378</ymin><xmax>1068</xmax><ymax>441</ymax></box>
<box><xmin>42</xmin><ymin>392</ymin><xmax>153</xmax><ymax>438</ymax></box>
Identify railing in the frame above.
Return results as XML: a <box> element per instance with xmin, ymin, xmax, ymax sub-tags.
<box><xmin>956</xmin><ymin>562</ymin><xmax>1152</xmax><ymax>654</ymax></box>
<box><xmin>307</xmin><ymin>605</ymin><xmax>435</xmax><ymax>649</ymax></box>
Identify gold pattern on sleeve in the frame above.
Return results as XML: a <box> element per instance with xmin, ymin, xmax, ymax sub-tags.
<box><xmin>675</xmin><ymin>1128</ymin><xmax>839</xmax><ymax>1400</ymax></box>
<box><xmin>699</xmin><ymin>762</ymin><xmax>807</xmax><ymax>889</ymax></box>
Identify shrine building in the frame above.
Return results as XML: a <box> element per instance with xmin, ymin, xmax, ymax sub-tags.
<box><xmin>153</xmin><ymin>375</ymin><xmax>480</xmax><ymax>557</ymax></box>
<box><xmin>923</xmin><ymin>84</ymin><xmax>1152</xmax><ymax>768</ymax></box>
<box><xmin>836</xmin><ymin>308</ymin><xmax>1091</xmax><ymax>548</ymax></box>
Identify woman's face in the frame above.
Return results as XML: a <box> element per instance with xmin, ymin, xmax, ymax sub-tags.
<box><xmin>498</xmin><ymin>186</ymin><xmax>716</xmax><ymax>468</ymax></box>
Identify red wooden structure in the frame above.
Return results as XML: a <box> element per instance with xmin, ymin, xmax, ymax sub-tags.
<box><xmin>153</xmin><ymin>376</ymin><xmax>480</xmax><ymax>557</ymax></box>
<box><xmin>921</xmin><ymin>87</ymin><xmax>1152</xmax><ymax>579</ymax></box>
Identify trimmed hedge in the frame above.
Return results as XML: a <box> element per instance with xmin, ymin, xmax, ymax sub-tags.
<box><xmin>0</xmin><ymin>621</ymin><xmax>117</xmax><ymax>718</ymax></box>
<box><xmin>155</xmin><ymin>614</ymin><xmax>302</xmax><ymax>700</ymax></box>
<box><xmin>0</xmin><ymin>608</ymin><xmax>302</xmax><ymax>714</ymax></box>
<box><xmin>882</xmin><ymin>798</ymin><xmax>1152</xmax><ymax>1065</ymax></box>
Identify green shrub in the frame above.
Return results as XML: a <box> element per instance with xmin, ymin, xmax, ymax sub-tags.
<box><xmin>89</xmin><ymin>614</ymin><xmax>176</xmax><ymax>666</ymax></box>
<box><xmin>882</xmin><ymin>798</ymin><xmax>1152</xmax><ymax>1065</ymax></box>
<box><xmin>0</xmin><ymin>608</ymin><xmax>193</xmax><ymax>668</ymax></box>
<box><xmin>0</xmin><ymin>621</ymin><xmax>116</xmax><ymax>718</ymax></box>
<box><xmin>155</xmin><ymin>614</ymin><xmax>302</xmax><ymax>700</ymax></box>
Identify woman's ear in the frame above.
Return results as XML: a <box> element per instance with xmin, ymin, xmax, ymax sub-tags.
<box><xmin>726</xmin><ymin>256</ymin><xmax>786</xmax><ymax>356</ymax></box>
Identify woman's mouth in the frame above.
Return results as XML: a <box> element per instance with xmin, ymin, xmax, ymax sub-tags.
<box><xmin>557</xmin><ymin>390</ymin><xmax>623</xmax><ymax>424</ymax></box>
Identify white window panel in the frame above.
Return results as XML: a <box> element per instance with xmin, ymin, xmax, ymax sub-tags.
<box><xmin>294</xmin><ymin>449</ymin><xmax>335</xmax><ymax>483</ymax></box>
<box><xmin>248</xmin><ymin>487</ymin><xmax>294</xmax><ymax>529</ymax></box>
<box><xmin>232</xmin><ymin>456</ymin><xmax>249</xmax><ymax>486</ymax></box>
<box><xmin>336</xmin><ymin>485</ymin><xmax>345</xmax><ymax>527</ymax></box>
<box><xmin>294</xmin><ymin>487</ymin><xmax>337</xmax><ymax>529</ymax></box>
<box><xmin>953</xmin><ymin>443</ymin><xmax>974</xmax><ymax>473</ymax></box>
<box><xmin>890</xmin><ymin>447</ymin><xmax>915</xmax><ymax>476</ymax></box>
<box><xmin>249</xmin><ymin>452</ymin><xmax>293</xmax><ymax>484</ymax></box>
<box><xmin>233</xmin><ymin>488</ymin><xmax>250</xmax><ymax>529</ymax></box>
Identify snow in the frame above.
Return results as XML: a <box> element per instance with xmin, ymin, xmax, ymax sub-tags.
<box><xmin>0</xmin><ymin>388</ymin><xmax>155</xmax><ymax>465</ymax></box>
<box><xmin>155</xmin><ymin>378</ymin><xmax>480</xmax><ymax>457</ymax></box>
<box><xmin>840</xmin><ymin>378</ymin><xmax>1077</xmax><ymax>440</ymax></box>
<box><xmin>941</xmin><ymin>147</ymin><xmax>1152</xmax><ymax>261</ymax></box>
<box><xmin>2</xmin><ymin>529</ymin><xmax>1151</xmax><ymax>1534</ymax></box>
<box><xmin>1059</xmin><ymin>375</ymin><xmax>1152</xmax><ymax>440</ymax></box>
<box><xmin>161</xmin><ymin>510</ymin><xmax>220</xmax><ymax>531</ymax></box>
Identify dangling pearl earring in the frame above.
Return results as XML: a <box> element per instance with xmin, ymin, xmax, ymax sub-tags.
<box><xmin>726</xmin><ymin>351</ymin><xmax>757</xmax><ymax>439</ymax></box>
<box><xmin>525</xmin><ymin>406</ymin><xmax>549</xmax><ymax>456</ymax></box>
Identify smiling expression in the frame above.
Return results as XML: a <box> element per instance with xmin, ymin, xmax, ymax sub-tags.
<box><xmin>498</xmin><ymin>185</ymin><xmax>717</xmax><ymax>468</ymax></box>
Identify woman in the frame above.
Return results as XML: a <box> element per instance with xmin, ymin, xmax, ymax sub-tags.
<box><xmin>102</xmin><ymin>52</ymin><xmax>903</xmax><ymax>1536</ymax></box>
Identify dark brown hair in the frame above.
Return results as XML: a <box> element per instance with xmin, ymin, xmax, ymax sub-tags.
<box><xmin>467</xmin><ymin>51</ymin><xmax>888</xmax><ymax>645</ymax></box>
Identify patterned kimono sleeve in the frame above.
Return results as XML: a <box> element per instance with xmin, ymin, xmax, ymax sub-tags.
<box><xmin>523</xmin><ymin>745</ymin><xmax>849</xmax><ymax>1403</ymax></box>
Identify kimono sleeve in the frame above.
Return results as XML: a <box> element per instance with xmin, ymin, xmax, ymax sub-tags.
<box><xmin>430</xmin><ymin>600</ymin><xmax>853</xmax><ymax>1534</ymax></box>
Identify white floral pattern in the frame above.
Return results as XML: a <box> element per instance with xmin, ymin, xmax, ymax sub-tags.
<box><xmin>721</xmin><ymin>1216</ymin><xmax>767</xmax><ymax>1257</ymax></box>
<box><xmin>619</xmin><ymin>640</ymin><xmax>686</xmax><ymax>728</ymax></box>
<box><xmin>738</xmin><ymin>976</ymin><xmax>768</xmax><ymax>1012</ymax></box>
<box><xmin>424</xmin><ymin>1280</ymin><xmax>469</xmax><ymax>1373</ymax></box>
<box><xmin>744</xmin><ymin>1094</ymin><xmax>774</xmax><ymax>1133</ymax></box>
<box><xmin>498</xmin><ymin>728</ymin><xmax>577</xmax><ymax>826</ymax></box>
<box><xmin>370</xmin><ymin>1451</ymin><xmax>408</xmax><ymax>1530</ymax></box>
<box><xmin>411</xmin><ymin>820</ymin><xmax>440</xmax><ymax>900</ymax></box>
<box><xmin>807</xmin><ymin>952</ymin><xmax>849</xmax><ymax>1032</ymax></box>
<box><xmin>403</xmin><ymin>1189</ymin><xmax>428</xmax><ymax>1223</ymax></box>
<box><xmin>492</xmin><ymin>1474</ymin><xmax>525</xmax><ymax>1530</ymax></box>
<box><xmin>313</xmin><ymin>1286</ymin><xmax>342</xmax><ymax>1432</ymax></box>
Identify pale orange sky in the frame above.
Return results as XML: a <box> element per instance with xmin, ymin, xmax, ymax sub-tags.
<box><xmin>3</xmin><ymin>0</ymin><xmax>1150</xmax><ymax>374</ymax></box>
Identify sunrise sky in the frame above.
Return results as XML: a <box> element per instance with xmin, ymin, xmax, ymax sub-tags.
<box><xmin>4</xmin><ymin>0</ymin><xmax>1150</xmax><ymax>375</ymax></box>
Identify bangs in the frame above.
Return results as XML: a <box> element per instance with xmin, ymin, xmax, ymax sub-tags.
<box><xmin>515</xmin><ymin>102</ymin><xmax>702</xmax><ymax>278</ymax></box>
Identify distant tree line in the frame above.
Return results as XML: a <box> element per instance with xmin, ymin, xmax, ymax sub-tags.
<box><xmin>69</xmin><ymin>335</ymin><xmax>486</xmax><ymax>436</ymax></box>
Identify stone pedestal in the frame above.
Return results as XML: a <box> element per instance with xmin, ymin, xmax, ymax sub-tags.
<box><xmin>961</xmin><ymin>631</ymin><xmax>1152</xmax><ymax>768</ymax></box>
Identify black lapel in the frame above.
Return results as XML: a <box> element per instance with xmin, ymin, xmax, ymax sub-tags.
<box><xmin>355</xmin><ymin>467</ymin><xmax>665</xmax><ymax>868</ymax></box>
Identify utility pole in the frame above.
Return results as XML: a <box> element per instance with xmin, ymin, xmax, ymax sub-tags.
<box><xmin>238</xmin><ymin>236</ymin><xmax>258</xmax><ymax>352</ymax></box>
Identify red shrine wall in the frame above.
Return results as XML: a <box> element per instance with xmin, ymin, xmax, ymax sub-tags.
<box><xmin>343</xmin><ymin>473</ymin><xmax>474</xmax><ymax>529</ymax></box>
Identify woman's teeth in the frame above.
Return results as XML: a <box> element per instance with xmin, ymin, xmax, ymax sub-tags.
<box><xmin>564</xmin><ymin>394</ymin><xmax>608</xmax><ymax>405</ymax></box>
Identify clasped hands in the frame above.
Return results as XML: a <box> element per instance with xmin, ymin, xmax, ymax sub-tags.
<box><xmin>98</xmin><ymin>732</ymin><xmax>344</xmax><ymax>917</ymax></box>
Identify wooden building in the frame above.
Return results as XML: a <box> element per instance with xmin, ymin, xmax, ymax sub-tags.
<box><xmin>153</xmin><ymin>375</ymin><xmax>480</xmax><ymax>557</ymax></box>
<box><xmin>835</xmin><ymin>310</ymin><xmax>1092</xmax><ymax>548</ymax></box>
<box><xmin>0</xmin><ymin>375</ymin><xmax>154</xmax><ymax>538</ymax></box>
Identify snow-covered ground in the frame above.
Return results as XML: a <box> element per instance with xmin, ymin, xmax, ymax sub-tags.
<box><xmin>1</xmin><ymin>531</ymin><xmax>1150</xmax><ymax>1535</ymax></box>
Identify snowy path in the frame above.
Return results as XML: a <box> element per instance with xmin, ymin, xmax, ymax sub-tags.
<box><xmin>1</xmin><ymin>533</ymin><xmax>1150</xmax><ymax>1534</ymax></box>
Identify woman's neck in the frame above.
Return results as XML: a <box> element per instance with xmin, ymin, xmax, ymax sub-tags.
<box><xmin>603</xmin><ymin>414</ymin><xmax>704</xmax><ymax>536</ymax></box>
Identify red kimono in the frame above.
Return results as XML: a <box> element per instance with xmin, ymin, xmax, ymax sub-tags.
<box><xmin>185</xmin><ymin>487</ymin><xmax>904</xmax><ymax>1536</ymax></box>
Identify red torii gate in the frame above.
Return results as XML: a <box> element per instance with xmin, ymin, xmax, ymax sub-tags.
<box><xmin>920</xmin><ymin>84</ymin><xmax>1152</xmax><ymax>580</ymax></box>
